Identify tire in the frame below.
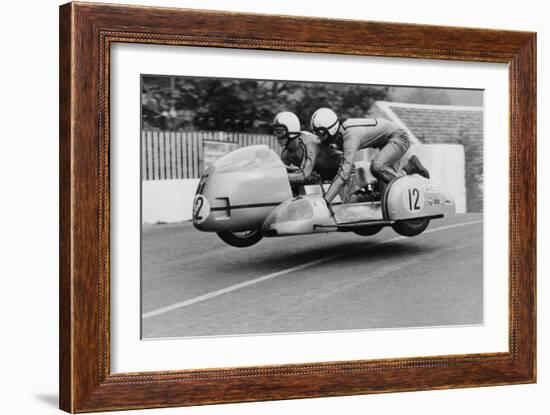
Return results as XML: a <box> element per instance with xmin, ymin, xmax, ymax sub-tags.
<box><xmin>353</xmin><ymin>225</ymin><xmax>384</xmax><ymax>236</ymax></box>
<box><xmin>217</xmin><ymin>230</ymin><xmax>263</xmax><ymax>248</ymax></box>
<box><xmin>391</xmin><ymin>218</ymin><xmax>431</xmax><ymax>237</ymax></box>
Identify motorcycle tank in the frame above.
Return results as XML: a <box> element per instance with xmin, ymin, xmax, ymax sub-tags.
<box><xmin>383</xmin><ymin>175</ymin><xmax>455</xmax><ymax>220</ymax></box>
<box><xmin>193</xmin><ymin>145</ymin><xmax>292</xmax><ymax>232</ymax></box>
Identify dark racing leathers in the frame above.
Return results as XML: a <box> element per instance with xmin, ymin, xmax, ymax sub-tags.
<box><xmin>280</xmin><ymin>131</ymin><xmax>343</xmax><ymax>186</ymax></box>
<box><xmin>324</xmin><ymin>118</ymin><xmax>411</xmax><ymax>203</ymax></box>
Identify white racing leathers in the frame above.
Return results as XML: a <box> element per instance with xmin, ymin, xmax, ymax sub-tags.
<box><xmin>324</xmin><ymin>118</ymin><xmax>411</xmax><ymax>203</ymax></box>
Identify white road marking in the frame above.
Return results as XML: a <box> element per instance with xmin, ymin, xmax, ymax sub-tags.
<box><xmin>142</xmin><ymin>219</ymin><xmax>482</xmax><ymax>319</ymax></box>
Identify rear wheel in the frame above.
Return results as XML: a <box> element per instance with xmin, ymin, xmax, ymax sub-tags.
<box><xmin>391</xmin><ymin>218</ymin><xmax>430</xmax><ymax>237</ymax></box>
<box><xmin>353</xmin><ymin>225</ymin><xmax>384</xmax><ymax>236</ymax></box>
<box><xmin>217</xmin><ymin>230</ymin><xmax>263</xmax><ymax>248</ymax></box>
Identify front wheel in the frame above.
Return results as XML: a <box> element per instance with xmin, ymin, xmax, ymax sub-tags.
<box><xmin>391</xmin><ymin>218</ymin><xmax>430</xmax><ymax>237</ymax></box>
<box><xmin>353</xmin><ymin>225</ymin><xmax>384</xmax><ymax>236</ymax></box>
<box><xmin>217</xmin><ymin>230</ymin><xmax>263</xmax><ymax>248</ymax></box>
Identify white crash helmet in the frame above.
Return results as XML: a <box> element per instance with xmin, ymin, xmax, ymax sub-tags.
<box><xmin>310</xmin><ymin>107</ymin><xmax>339</xmax><ymax>139</ymax></box>
<box><xmin>273</xmin><ymin>111</ymin><xmax>301</xmax><ymax>140</ymax></box>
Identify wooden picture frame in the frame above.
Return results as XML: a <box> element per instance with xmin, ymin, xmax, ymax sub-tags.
<box><xmin>59</xmin><ymin>2</ymin><xmax>536</xmax><ymax>412</ymax></box>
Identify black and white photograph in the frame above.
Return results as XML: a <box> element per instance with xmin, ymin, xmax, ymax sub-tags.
<box><xmin>140</xmin><ymin>75</ymin><xmax>484</xmax><ymax>340</ymax></box>
<box><xmin>4</xmin><ymin>0</ymin><xmax>546</xmax><ymax>414</ymax></box>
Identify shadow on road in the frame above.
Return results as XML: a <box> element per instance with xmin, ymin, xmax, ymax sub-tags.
<box><xmin>208</xmin><ymin>239</ymin><xmax>430</xmax><ymax>278</ymax></box>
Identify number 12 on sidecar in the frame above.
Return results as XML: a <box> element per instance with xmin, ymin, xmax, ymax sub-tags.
<box><xmin>192</xmin><ymin>145</ymin><xmax>455</xmax><ymax>248</ymax></box>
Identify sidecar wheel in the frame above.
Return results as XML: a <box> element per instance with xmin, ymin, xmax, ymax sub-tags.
<box><xmin>353</xmin><ymin>225</ymin><xmax>384</xmax><ymax>236</ymax></box>
<box><xmin>217</xmin><ymin>230</ymin><xmax>263</xmax><ymax>248</ymax></box>
<box><xmin>391</xmin><ymin>218</ymin><xmax>430</xmax><ymax>237</ymax></box>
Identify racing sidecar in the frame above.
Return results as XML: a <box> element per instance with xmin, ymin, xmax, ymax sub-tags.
<box><xmin>192</xmin><ymin>145</ymin><xmax>455</xmax><ymax>247</ymax></box>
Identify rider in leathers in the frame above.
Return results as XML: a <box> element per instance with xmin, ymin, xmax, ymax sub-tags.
<box><xmin>310</xmin><ymin>107</ymin><xmax>430</xmax><ymax>204</ymax></box>
<box><xmin>273</xmin><ymin>111</ymin><xmax>343</xmax><ymax>191</ymax></box>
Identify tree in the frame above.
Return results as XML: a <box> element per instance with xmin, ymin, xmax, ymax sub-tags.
<box><xmin>141</xmin><ymin>76</ymin><xmax>389</xmax><ymax>132</ymax></box>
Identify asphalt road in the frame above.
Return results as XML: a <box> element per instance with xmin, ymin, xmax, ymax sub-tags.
<box><xmin>141</xmin><ymin>213</ymin><xmax>483</xmax><ymax>339</ymax></box>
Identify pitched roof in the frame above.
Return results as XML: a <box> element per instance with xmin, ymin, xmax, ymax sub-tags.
<box><xmin>371</xmin><ymin>101</ymin><xmax>483</xmax><ymax>146</ymax></box>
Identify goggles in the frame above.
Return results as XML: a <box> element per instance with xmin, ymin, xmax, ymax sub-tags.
<box><xmin>312</xmin><ymin>119</ymin><xmax>338</xmax><ymax>140</ymax></box>
<box><xmin>273</xmin><ymin>125</ymin><xmax>299</xmax><ymax>141</ymax></box>
<box><xmin>273</xmin><ymin>125</ymin><xmax>288</xmax><ymax>138</ymax></box>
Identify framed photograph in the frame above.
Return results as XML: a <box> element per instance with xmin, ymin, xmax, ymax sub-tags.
<box><xmin>59</xmin><ymin>2</ymin><xmax>536</xmax><ymax>412</ymax></box>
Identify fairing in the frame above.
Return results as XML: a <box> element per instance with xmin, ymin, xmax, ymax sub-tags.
<box><xmin>383</xmin><ymin>175</ymin><xmax>455</xmax><ymax>220</ymax></box>
<box><xmin>193</xmin><ymin>146</ymin><xmax>292</xmax><ymax>232</ymax></box>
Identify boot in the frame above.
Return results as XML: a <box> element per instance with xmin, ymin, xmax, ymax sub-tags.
<box><xmin>349</xmin><ymin>184</ymin><xmax>382</xmax><ymax>203</ymax></box>
<box><xmin>404</xmin><ymin>155</ymin><xmax>430</xmax><ymax>179</ymax></box>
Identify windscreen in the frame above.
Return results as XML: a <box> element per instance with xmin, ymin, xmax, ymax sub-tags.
<box><xmin>212</xmin><ymin>145</ymin><xmax>283</xmax><ymax>174</ymax></box>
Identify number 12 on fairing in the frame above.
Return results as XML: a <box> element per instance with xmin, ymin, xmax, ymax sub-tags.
<box><xmin>408</xmin><ymin>188</ymin><xmax>421</xmax><ymax>211</ymax></box>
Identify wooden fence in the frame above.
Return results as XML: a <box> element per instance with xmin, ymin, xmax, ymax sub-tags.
<box><xmin>141</xmin><ymin>131</ymin><xmax>280</xmax><ymax>180</ymax></box>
